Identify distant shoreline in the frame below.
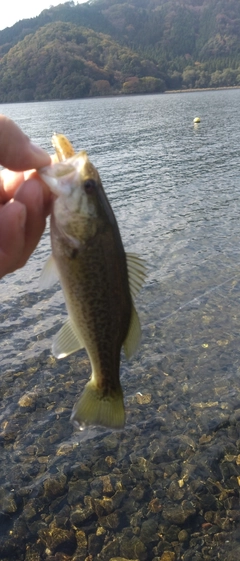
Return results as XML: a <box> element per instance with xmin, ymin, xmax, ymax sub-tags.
<box><xmin>1</xmin><ymin>85</ymin><xmax>240</xmax><ymax>106</ymax></box>
<box><xmin>165</xmin><ymin>86</ymin><xmax>240</xmax><ymax>94</ymax></box>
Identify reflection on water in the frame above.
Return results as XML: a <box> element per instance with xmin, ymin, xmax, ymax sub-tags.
<box><xmin>0</xmin><ymin>91</ymin><xmax>240</xmax><ymax>560</ymax></box>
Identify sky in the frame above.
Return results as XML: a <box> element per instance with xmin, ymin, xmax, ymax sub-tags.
<box><xmin>0</xmin><ymin>0</ymin><xmax>89</xmax><ymax>31</ymax></box>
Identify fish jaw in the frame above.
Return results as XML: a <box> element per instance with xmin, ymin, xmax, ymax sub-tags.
<box><xmin>39</xmin><ymin>162</ymin><xmax>79</xmax><ymax>197</ymax></box>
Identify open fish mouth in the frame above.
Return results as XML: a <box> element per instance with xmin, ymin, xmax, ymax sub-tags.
<box><xmin>39</xmin><ymin>152</ymin><xmax>89</xmax><ymax>197</ymax></box>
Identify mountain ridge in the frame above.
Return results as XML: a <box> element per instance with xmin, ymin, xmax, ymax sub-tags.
<box><xmin>0</xmin><ymin>0</ymin><xmax>240</xmax><ymax>102</ymax></box>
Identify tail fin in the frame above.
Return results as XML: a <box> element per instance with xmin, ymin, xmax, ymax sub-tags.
<box><xmin>70</xmin><ymin>380</ymin><xmax>125</xmax><ymax>429</ymax></box>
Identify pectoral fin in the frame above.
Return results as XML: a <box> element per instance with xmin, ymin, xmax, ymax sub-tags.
<box><xmin>53</xmin><ymin>318</ymin><xmax>84</xmax><ymax>359</ymax></box>
<box><xmin>39</xmin><ymin>254</ymin><xmax>59</xmax><ymax>289</ymax></box>
<box><xmin>126</xmin><ymin>253</ymin><xmax>147</xmax><ymax>298</ymax></box>
<box><xmin>123</xmin><ymin>302</ymin><xmax>141</xmax><ymax>360</ymax></box>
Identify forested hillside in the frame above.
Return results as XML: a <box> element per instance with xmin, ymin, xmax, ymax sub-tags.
<box><xmin>0</xmin><ymin>0</ymin><xmax>240</xmax><ymax>102</ymax></box>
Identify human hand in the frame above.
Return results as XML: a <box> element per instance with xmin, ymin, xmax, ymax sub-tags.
<box><xmin>0</xmin><ymin>115</ymin><xmax>52</xmax><ymax>279</ymax></box>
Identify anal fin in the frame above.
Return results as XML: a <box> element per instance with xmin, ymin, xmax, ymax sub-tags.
<box><xmin>123</xmin><ymin>302</ymin><xmax>141</xmax><ymax>360</ymax></box>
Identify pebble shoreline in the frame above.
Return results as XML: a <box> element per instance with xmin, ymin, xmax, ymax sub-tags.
<box><xmin>1</xmin><ymin>245</ymin><xmax>240</xmax><ymax>560</ymax></box>
<box><xmin>0</xmin><ymin>360</ymin><xmax>240</xmax><ymax>561</ymax></box>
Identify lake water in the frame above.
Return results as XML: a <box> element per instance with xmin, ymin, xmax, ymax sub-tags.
<box><xmin>0</xmin><ymin>91</ymin><xmax>240</xmax><ymax>560</ymax></box>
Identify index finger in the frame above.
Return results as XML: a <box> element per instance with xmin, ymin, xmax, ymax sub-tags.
<box><xmin>0</xmin><ymin>169</ymin><xmax>52</xmax><ymax>209</ymax></box>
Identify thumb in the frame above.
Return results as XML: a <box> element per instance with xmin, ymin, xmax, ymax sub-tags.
<box><xmin>0</xmin><ymin>115</ymin><xmax>51</xmax><ymax>171</ymax></box>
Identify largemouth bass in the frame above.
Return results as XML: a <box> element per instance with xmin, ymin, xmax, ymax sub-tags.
<box><xmin>39</xmin><ymin>134</ymin><xmax>146</xmax><ymax>429</ymax></box>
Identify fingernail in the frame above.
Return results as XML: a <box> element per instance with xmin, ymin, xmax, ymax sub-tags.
<box><xmin>29</xmin><ymin>142</ymin><xmax>51</xmax><ymax>165</ymax></box>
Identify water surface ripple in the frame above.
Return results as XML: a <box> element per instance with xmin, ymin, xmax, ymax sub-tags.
<box><xmin>0</xmin><ymin>91</ymin><xmax>240</xmax><ymax>560</ymax></box>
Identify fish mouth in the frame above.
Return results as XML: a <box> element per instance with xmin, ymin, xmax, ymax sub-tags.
<box><xmin>39</xmin><ymin>152</ymin><xmax>89</xmax><ymax>197</ymax></box>
<box><xmin>39</xmin><ymin>162</ymin><xmax>77</xmax><ymax>197</ymax></box>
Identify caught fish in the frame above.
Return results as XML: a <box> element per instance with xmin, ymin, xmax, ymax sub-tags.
<box><xmin>39</xmin><ymin>134</ymin><xmax>146</xmax><ymax>429</ymax></box>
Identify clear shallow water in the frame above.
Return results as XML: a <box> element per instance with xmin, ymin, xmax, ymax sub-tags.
<box><xmin>0</xmin><ymin>91</ymin><xmax>240</xmax><ymax>560</ymax></box>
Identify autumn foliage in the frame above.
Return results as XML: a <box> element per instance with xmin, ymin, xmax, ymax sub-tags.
<box><xmin>0</xmin><ymin>0</ymin><xmax>240</xmax><ymax>102</ymax></box>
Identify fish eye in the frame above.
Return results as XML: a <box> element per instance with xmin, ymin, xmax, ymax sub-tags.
<box><xmin>84</xmin><ymin>179</ymin><xmax>96</xmax><ymax>194</ymax></box>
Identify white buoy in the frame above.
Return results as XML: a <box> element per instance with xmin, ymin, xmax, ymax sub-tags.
<box><xmin>193</xmin><ymin>117</ymin><xmax>201</xmax><ymax>123</ymax></box>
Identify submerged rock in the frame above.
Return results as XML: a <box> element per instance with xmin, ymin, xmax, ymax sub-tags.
<box><xmin>140</xmin><ymin>519</ymin><xmax>158</xmax><ymax>544</ymax></box>
<box><xmin>159</xmin><ymin>553</ymin><xmax>176</xmax><ymax>561</ymax></box>
<box><xmin>162</xmin><ymin>500</ymin><xmax>196</xmax><ymax>525</ymax></box>
<box><xmin>120</xmin><ymin>536</ymin><xmax>147</xmax><ymax>561</ymax></box>
<box><xmin>43</xmin><ymin>475</ymin><xmax>67</xmax><ymax>499</ymax></box>
<box><xmin>0</xmin><ymin>488</ymin><xmax>17</xmax><ymax>514</ymax></box>
<box><xmin>38</xmin><ymin>527</ymin><xmax>77</xmax><ymax>555</ymax></box>
<box><xmin>109</xmin><ymin>558</ymin><xmax>139</xmax><ymax>561</ymax></box>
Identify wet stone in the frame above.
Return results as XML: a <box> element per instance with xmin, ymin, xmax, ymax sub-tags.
<box><xmin>120</xmin><ymin>536</ymin><xmax>147</xmax><ymax>561</ymax></box>
<box><xmin>109</xmin><ymin>558</ymin><xmax>139</xmax><ymax>561</ymax></box>
<box><xmin>43</xmin><ymin>475</ymin><xmax>67</xmax><ymax>499</ymax></box>
<box><xmin>90</xmin><ymin>477</ymin><xmax>103</xmax><ymax>498</ymax></box>
<box><xmin>18</xmin><ymin>392</ymin><xmax>37</xmax><ymax>409</ymax></box>
<box><xmin>88</xmin><ymin>532</ymin><xmax>105</xmax><ymax>555</ymax></box>
<box><xmin>22</xmin><ymin>501</ymin><xmax>37</xmax><ymax>521</ymax></box>
<box><xmin>160</xmin><ymin>553</ymin><xmax>176</xmax><ymax>561</ymax></box>
<box><xmin>93</xmin><ymin>490</ymin><xmax>126</xmax><ymax>516</ymax></box>
<box><xmin>71</xmin><ymin>548</ymin><xmax>87</xmax><ymax>561</ymax></box>
<box><xmin>102</xmin><ymin>433</ymin><xmax>120</xmax><ymax>451</ymax></box>
<box><xmin>25</xmin><ymin>547</ymin><xmax>41</xmax><ymax>561</ymax></box>
<box><xmin>148</xmin><ymin>498</ymin><xmax>162</xmax><ymax>513</ymax></box>
<box><xmin>140</xmin><ymin>519</ymin><xmax>158</xmax><ymax>544</ymax></box>
<box><xmin>67</xmin><ymin>480</ymin><xmax>89</xmax><ymax>504</ymax></box>
<box><xmin>100</xmin><ymin>511</ymin><xmax>120</xmax><ymax>529</ymax></box>
<box><xmin>136</xmin><ymin>392</ymin><xmax>152</xmax><ymax>404</ymax></box>
<box><xmin>75</xmin><ymin>530</ymin><xmax>87</xmax><ymax>548</ymax></box>
<box><xmin>226</xmin><ymin>509</ymin><xmax>240</xmax><ymax>522</ymax></box>
<box><xmin>38</xmin><ymin>528</ymin><xmax>77</xmax><ymax>555</ymax></box>
<box><xmin>167</xmin><ymin>480</ymin><xmax>185</xmax><ymax>501</ymax></box>
<box><xmin>163</xmin><ymin>525</ymin><xmax>179</xmax><ymax>543</ymax></box>
<box><xmin>122</xmin><ymin>496</ymin><xmax>139</xmax><ymax>515</ymax></box>
<box><xmin>226</xmin><ymin>545</ymin><xmax>240</xmax><ymax>561</ymax></box>
<box><xmin>162</xmin><ymin>500</ymin><xmax>196</xmax><ymax>525</ymax></box>
<box><xmin>54</xmin><ymin>554</ymin><xmax>74</xmax><ymax>561</ymax></box>
<box><xmin>98</xmin><ymin>538</ymin><xmax>120</xmax><ymax>559</ymax></box>
<box><xmin>105</xmin><ymin>455</ymin><xmax>117</xmax><ymax>467</ymax></box>
<box><xmin>92</xmin><ymin>457</ymin><xmax>112</xmax><ymax>475</ymax></box>
<box><xmin>162</xmin><ymin>462</ymin><xmax>181</xmax><ymax>478</ymax></box>
<box><xmin>130</xmin><ymin>483</ymin><xmax>146</xmax><ymax>501</ymax></box>
<box><xmin>71</xmin><ymin>530</ymin><xmax>87</xmax><ymax>561</ymax></box>
<box><xmin>70</xmin><ymin>497</ymin><xmax>94</xmax><ymax>526</ymax></box>
<box><xmin>178</xmin><ymin>529</ymin><xmax>189</xmax><ymax>542</ymax></box>
<box><xmin>10</xmin><ymin>518</ymin><xmax>29</xmax><ymax>544</ymax></box>
<box><xmin>71</xmin><ymin>463</ymin><xmax>91</xmax><ymax>479</ymax></box>
<box><xmin>100</xmin><ymin>474</ymin><xmax>115</xmax><ymax>493</ymax></box>
<box><xmin>130</xmin><ymin>510</ymin><xmax>145</xmax><ymax>530</ymax></box>
<box><xmin>0</xmin><ymin>488</ymin><xmax>17</xmax><ymax>514</ymax></box>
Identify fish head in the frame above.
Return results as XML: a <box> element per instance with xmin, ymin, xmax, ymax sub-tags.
<box><xmin>40</xmin><ymin>150</ymin><xmax>101</xmax><ymax>214</ymax></box>
<box><xmin>39</xmin><ymin>151</ymin><xmax>110</xmax><ymax>241</ymax></box>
